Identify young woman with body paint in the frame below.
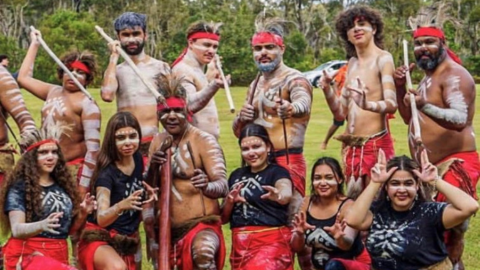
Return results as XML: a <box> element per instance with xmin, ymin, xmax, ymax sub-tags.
<box><xmin>346</xmin><ymin>149</ymin><xmax>478</xmax><ymax>270</ymax></box>
<box><xmin>0</xmin><ymin>126</ymin><xmax>96</xmax><ymax>270</ymax></box>
<box><xmin>222</xmin><ymin>123</ymin><xmax>294</xmax><ymax>270</ymax></box>
<box><xmin>77</xmin><ymin>112</ymin><xmax>155</xmax><ymax>270</ymax></box>
<box><xmin>290</xmin><ymin>157</ymin><xmax>371</xmax><ymax>270</ymax></box>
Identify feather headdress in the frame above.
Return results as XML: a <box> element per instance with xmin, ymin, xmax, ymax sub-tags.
<box><xmin>155</xmin><ymin>73</ymin><xmax>188</xmax><ymax>100</ymax></box>
<box><xmin>252</xmin><ymin>12</ymin><xmax>291</xmax><ymax>46</ymax></box>
<box><xmin>21</xmin><ymin>122</ymin><xmax>72</xmax><ymax>153</ymax></box>
<box><xmin>408</xmin><ymin>1</ymin><xmax>459</xmax><ymax>34</ymax></box>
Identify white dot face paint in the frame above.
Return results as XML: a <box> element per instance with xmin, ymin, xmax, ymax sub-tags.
<box><xmin>36</xmin><ymin>142</ymin><xmax>59</xmax><ymax>174</ymax></box>
<box><xmin>240</xmin><ymin>136</ymin><xmax>269</xmax><ymax>171</ymax></box>
<box><xmin>115</xmin><ymin>128</ymin><xmax>140</xmax><ymax>146</ymax></box>
<box><xmin>312</xmin><ymin>164</ymin><xmax>341</xmax><ymax>197</ymax></box>
<box><xmin>190</xmin><ymin>38</ymin><xmax>219</xmax><ymax>65</ymax></box>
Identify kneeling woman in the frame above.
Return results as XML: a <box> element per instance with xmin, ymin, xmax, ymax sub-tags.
<box><xmin>222</xmin><ymin>124</ymin><xmax>293</xmax><ymax>270</ymax></box>
<box><xmin>78</xmin><ymin>112</ymin><xmax>154</xmax><ymax>270</ymax></box>
<box><xmin>0</xmin><ymin>125</ymin><xmax>96</xmax><ymax>270</ymax></box>
<box><xmin>346</xmin><ymin>150</ymin><xmax>479</xmax><ymax>270</ymax></box>
<box><xmin>291</xmin><ymin>157</ymin><xmax>371</xmax><ymax>270</ymax></box>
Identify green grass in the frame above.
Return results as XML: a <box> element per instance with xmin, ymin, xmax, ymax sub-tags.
<box><xmin>4</xmin><ymin>85</ymin><xmax>480</xmax><ymax>269</ymax></box>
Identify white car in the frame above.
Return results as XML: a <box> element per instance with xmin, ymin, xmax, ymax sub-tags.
<box><xmin>302</xmin><ymin>60</ymin><xmax>348</xmax><ymax>87</ymax></box>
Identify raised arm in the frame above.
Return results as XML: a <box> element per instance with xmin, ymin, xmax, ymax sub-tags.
<box><xmin>276</xmin><ymin>78</ymin><xmax>313</xmax><ymax>119</ymax></box>
<box><xmin>320</xmin><ymin>68</ymin><xmax>348</xmax><ymax>121</ymax></box>
<box><xmin>0</xmin><ymin>67</ymin><xmax>36</xmax><ymax>134</ymax></box>
<box><xmin>233</xmin><ymin>80</ymin><xmax>257</xmax><ymax>137</ymax></box>
<box><xmin>78</xmin><ymin>98</ymin><xmax>101</xmax><ymax>196</ymax></box>
<box><xmin>17</xmin><ymin>30</ymin><xmax>55</xmax><ymax>100</ymax></box>
<box><xmin>394</xmin><ymin>64</ymin><xmax>416</xmax><ymax>124</ymax></box>
<box><xmin>100</xmin><ymin>41</ymin><xmax>120</xmax><ymax>102</ymax></box>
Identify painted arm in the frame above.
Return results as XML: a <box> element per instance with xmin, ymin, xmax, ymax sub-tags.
<box><xmin>0</xmin><ymin>67</ymin><xmax>36</xmax><ymax>134</ymax></box>
<box><xmin>232</xmin><ymin>81</ymin><xmax>256</xmax><ymax>137</ymax></box>
<box><xmin>437</xmin><ymin>179</ymin><xmax>479</xmax><ymax>229</ymax></box>
<box><xmin>364</xmin><ymin>54</ymin><xmax>398</xmax><ymax>114</ymax></box>
<box><xmin>290</xmin><ymin>197</ymin><xmax>312</xmax><ymax>252</ymax></box>
<box><xmin>79</xmin><ymin>98</ymin><xmax>101</xmax><ymax>196</ymax></box>
<box><xmin>276</xmin><ymin>78</ymin><xmax>313</xmax><ymax>119</ymax></box>
<box><xmin>185</xmin><ymin>78</ymin><xmax>221</xmax><ymax>113</ymax></box>
<box><xmin>17</xmin><ymin>30</ymin><xmax>54</xmax><ymax>100</ymax></box>
<box><xmin>220</xmin><ymin>183</ymin><xmax>245</xmax><ymax>224</ymax></box>
<box><xmin>320</xmin><ymin>69</ymin><xmax>348</xmax><ymax>121</ymax></box>
<box><xmin>419</xmin><ymin>75</ymin><xmax>474</xmax><ymax>131</ymax></box>
<box><xmin>198</xmin><ymin>134</ymin><xmax>228</xmax><ymax>198</ymax></box>
<box><xmin>95</xmin><ymin>187</ymin><xmax>143</xmax><ymax>228</ymax></box>
<box><xmin>260</xmin><ymin>178</ymin><xmax>292</xmax><ymax>205</ymax></box>
<box><xmin>324</xmin><ymin>200</ymin><xmax>357</xmax><ymax>251</ymax></box>
<box><xmin>9</xmin><ymin>210</ymin><xmax>63</xmax><ymax>239</ymax></box>
<box><xmin>394</xmin><ymin>64</ymin><xmax>414</xmax><ymax>124</ymax></box>
<box><xmin>100</xmin><ymin>41</ymin><xmax>120</xmax><ymax>102</ymax></box>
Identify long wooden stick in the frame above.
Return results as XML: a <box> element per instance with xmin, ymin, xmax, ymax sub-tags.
<box><xmin>215</xmin><ymin>55</ymin><xmax>235</xmax><ymax>113</ymax></box>
<box><xmin>186</xmin><ymin>141</ymin><xmax>206</xmax><ymax>216</ymax></box>
<box><xmin>403</xmin><ymin>40</ymin><xmax>422</xmax><ymax>146</ymax></box>
<box><xmin>158</xmin><ymin>137</ymin><xmax>173</xmax><ymax>269</ymax></box>
<box><xmin>30</xmin><ymin>26</ymin><xmax>92</xmax><ymax>100</ymax></box>
<box><xmin>278</xmin><ymin>87</ymin><xmax>290</xmax><ymax>165</ymax></box>
<box><xmin>94</xmin><ymin>25</ymin><xmax>165</xmax><ymax>104</ymax></box>
<box><xmin>247</xmin><ymin>73</ymin><xmax>261</xmax><ymax>105</ymax></box>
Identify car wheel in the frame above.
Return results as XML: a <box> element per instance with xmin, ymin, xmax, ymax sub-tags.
<box><xmin>312</xmin><ymin>76</ymin><xmax>320</xmax><ymax>88</ymax></box>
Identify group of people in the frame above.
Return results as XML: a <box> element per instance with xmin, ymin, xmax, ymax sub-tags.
<box><xmin>0</xmin><ymin>2</ymin><xmax>478</xmax><ymax>270</ymax></box>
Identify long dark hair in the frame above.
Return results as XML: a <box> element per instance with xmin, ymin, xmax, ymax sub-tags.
<box><xmin>0</xmin><ymin>144</ymin><xmax>80</xmax><ymax>236</ymax></box>
<box><xmin>310</xmin><ymin>157</ymin><xmax>346</xmax><ymax>199</ymax></box>
<box><xmin>374</xmin><ymin>155</ymin><xmax>429</xmax><ymax>212</ymax></box>
<box><xmin>90</xmin><ymin>112</ymin><xmax>142</xmax><ymax>196</ymax></box>
<box><xmin>238</xmin><ymin>123</ymin><xmax>276</xmax><ymax>167</ymax></box>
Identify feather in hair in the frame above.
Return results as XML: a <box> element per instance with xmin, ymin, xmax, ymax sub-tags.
<box><xmin>254</xmin><ymin>11</ymin><xmax>290</xmax><ymax>38</ymax></box>
<box><xmin>408</xmin><ymin>1</ymin><xmax>459</xmax><ymax>31</ymax></box>
<box><xmin>154</xmin><ymin>73</ymin><xmax>188</xmax><ymax>99</ymax></box>
<box><xmin>21</xmin><ymin>121</ymin><xmax>72</xmax><ymax>149</ymax></box>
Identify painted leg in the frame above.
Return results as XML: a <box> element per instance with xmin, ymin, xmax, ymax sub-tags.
<box><xmin>192</xmin><ymin>229</ymin><xmax>220</xmax><ymax>270</ymax></box>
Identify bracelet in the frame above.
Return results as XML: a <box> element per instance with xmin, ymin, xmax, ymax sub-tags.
<box><xmin>114</xmin><ymin>204</ymin><xmax>123</xmax><ymax>216</ymax></box>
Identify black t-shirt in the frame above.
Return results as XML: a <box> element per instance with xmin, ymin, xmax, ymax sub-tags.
<box><xmin>367</xmin><ymin>202</ymin><xmax>448</xmax><ymax>270</ymax></box>
<box><xmin>228</xmin><ymin>163</ymin><xmax>291</xmax><ymax>228</ymax></box>
<box><xmin>88</xmin><ymin>152</ymin><xmax>143</xmax><ymax>235</ymax></box>
<box><xmin>4</xmin><ymin>180</ymin><xmax>73</xmax><ymax>239</ymax></box>
<box><xmin>305</xmin><ymin>199</ymin><xmax>364</xmax><ymax>269</ymax></box>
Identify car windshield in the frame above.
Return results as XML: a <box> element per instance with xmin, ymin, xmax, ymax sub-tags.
<box><xmin>313</xmin><ymin>62</ymin><xmax>332</xmax><ymax>71</ymax></box>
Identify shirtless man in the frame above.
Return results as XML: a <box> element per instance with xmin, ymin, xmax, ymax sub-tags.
<box><xmin>394</xmin><ymin>10</ymin><xmax>479</xmax><ymax>269</ymax></box>
<box><xmin>321</xmin><ymin>6</ymin><xmax>397</xmax><ymax>198</ymax></box>
<box><xmin>146</xmin><ymin>74</ymin><xmax>228</xmax><ymax>269</ymax></box>
<box><xmin>0</xmin><ymin>66</ymin><xmax>36</xmax><ymax>182</ymax></box>
<box><xmin>101</xmin><ymin>12</ymin><xmax>170</xmax><ymax>158</ymax></box>
<box><xmin>171</xmin><ymin>21</ymin><xmax>229</xmax><ymax>139</ymax></box>
<box><xmin>232</xmin><ymin>17</ymin><xmax>312</xmax><ymax>269</ymax></box>
<box><xmin>18</xmin><ymin>30</ymin><xmax>101</xmax><ymax>197</ymax></box>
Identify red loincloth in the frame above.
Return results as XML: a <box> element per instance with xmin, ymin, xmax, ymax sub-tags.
<box><xmin>141</xmin><ymin>136</ymin><xmax>154</xmax><ymax>172</ymax></box>
<box><xmin>67</xmin><ymin>157</ymin><xmax>84</xmax><ymax>186</ymax></box>
<box><xmin>332</xmin><ymin>247</ymin><xmax>371</xmax><ymax>270</ymax></box>
<box><xmin>434</xmin><ymin>151</ymin><xmax>480</xmax><ymax>202</ymax></box>
<box><xmin>171</xmin><ymin>221</ymin><xmax>226</xmax><ymax>270</ymax></box>
<box><xmin>77</xmin><ymin>222</ymin><xmax>137</xmax><ymax>270</ymax></box>
<box><xmin>230</xmin><ymin>226</ymin><xmax>293</xmax><ymax>270</ymax></box>
<box><xmin>276</xmin><ymin>153</ymin><xmax>306</xmax><ymax>196</ymax></box>
<box><xmin>3</xmin><ymin>237</ymin><xmax>70</xmax><ymax>270</ymax></box>
<box><xmin>344</xmin><ymin>130</ymin><xmax>395</xmax><ymax>183</ymax></box>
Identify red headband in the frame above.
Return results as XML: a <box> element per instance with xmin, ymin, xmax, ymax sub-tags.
<box><xmin>413</xmin><ymin>27</ymin><xmax>462</xmax><ymax>65</ymax></box>
<box><xmin>251</xmin><ymin>32</ymin><xmax>284</xmax><ymax>46</ymax></box>
<box><xmin>157</xmin><ymin>97</ymin><xmax>193</xmax><ymax>122</ymax></box>
<box><xmin>25</xmin><ymin>139</ymin><xmax>57</xmax><ymax>153</ymax></box>
<box><xmin>70</xmin><ymin>60</ymin><xmax>91</xmax><ymax>74</ymax></box>
<box><xmin>187</xmin><ymin>32</ymin><xmax>220</xmax><ymax>42</ymax></box>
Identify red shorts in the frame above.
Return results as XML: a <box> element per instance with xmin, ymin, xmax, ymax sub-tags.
<box><xmin>435</xmin><ymin>151</ymin><xmax>480</xmax><ymax>201</ymax></box>
<box><xmin>276</xmin><ymin>153</ymin><xmax>306</xmax><ymax>196</ymax></box>
<box><xmin>230</xmin><ymin>226</ymin><xmax>293</xmax><ymax>270</ymax></box>
<box><xmin>332</xmin><ymin>247</ymin><xmax>371</xmax><ymax>270</ymax></box>
<box><xmin>171</xmin><ymin>221</ymin><xmax>226</xmax><ymax>270</ymax></box>
<box><xmin>344</xmin><ymin>131</ymin><xmax>395</xmax><ymax>181</ymax></box>
<box><xmin>3</xmin><ymin>237</ymin><xmax>71</xmax><ymax>270</ymax></box>
<box><xmin>77</xmin><ymin>222</ymin><xmax>137</xmax><ymax>270</ymax></box>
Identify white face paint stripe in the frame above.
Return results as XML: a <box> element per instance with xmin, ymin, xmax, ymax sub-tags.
<box><xmin>414</xmin><ymin>44</ymin><xmax>439</xmax><ymax>51</ymax></box>
<box><xmin>116</xmin><ymin>138</ymin><xmax>140</xmax><ymax>146</ymax></box>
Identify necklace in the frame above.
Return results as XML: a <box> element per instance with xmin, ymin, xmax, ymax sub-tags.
<box><xmin>171</xmin><ymin>126</ymin><xmax>189</xmax><ymax>158</ymax></box>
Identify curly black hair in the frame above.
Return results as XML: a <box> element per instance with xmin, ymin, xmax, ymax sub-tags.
<box><xmin>335</xmin><ymin>5</ymin><xmax>384</xmax><ymax>58</ymax></box>
<box><xmin>56</xmin><ymin>51</ymin><xmax>97</xmax><ymax>85</ymax></box>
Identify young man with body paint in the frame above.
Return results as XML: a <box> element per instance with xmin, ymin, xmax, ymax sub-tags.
<box><xmin>145</xmin><ymin>74</ymin><xmax>228</xmax><ymax>269</ymax></box>
<box><xmin>171</xmin><ymin>21</ymin><xmax>230</xmax><ymax>139</ymax></box>
<box><xmin>321</xmin><ymin>6</ymin><xmax>397</xmax><ymax>199</ymax></box>
<box><xmin>18</xmin><ymin>29</ymin><xmax>101</xmax><ymax>198</ymax></box>
<box><xmin>101</xmin><ymin>12</ymin><xmax>171</xmax><ymax>160</ymax></box>
<box><xmin>232</xmin><ymin>15</ymin><xmax>313</xmax><ymax>269</ymax></box>
<box><xmin>394</xmin><ymin>6</ymin><xmax>479</xmax><ymax>269</ymax></box>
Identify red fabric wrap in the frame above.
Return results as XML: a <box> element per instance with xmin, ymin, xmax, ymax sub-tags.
<box><xmin>434</xmin><ymin>151</ymin><xmax>480</xmax><ymax>202</ymax></box>
<box><xmin>344</xmin><ymin>131</ymin><xmax>395</xmax><ymax>181</ymax></box>
<box><xmin>275</xmin><ymin>153</ymin><xmax>306</xmax><ymax>196</ymax></box>
<box><xmin>251</xmin><ymin>32</ymin><xmax>284</xmax><ymax>46</ymax></box>
<box><xmin>331</xmin><ymin>247</ymin><xmax>371</xmax><ymax>270</ymax></box>
<box><xmin>230</xmin><ymin>226</ymin><xmax>293</xmax><ymax>270</ymax></box>
<box><xmin>78</xmin><ymin>222</ymin><xmax>137</xmax><ymax>270</ymax></box>
<box><xmin>25</xmin><ymin>139</ymin><xmax>57</xmax><ymax>153</ymax></box>
<box><xmin>171</xmin><ymin>221</ymin><xmax>226</xmax><ymax>270</ymax></box>
<box><xmin>187</xmin><ymin>32</ymin><xmax>220</xmax><ymax>42</ymax></box>
<box><xmin>413</xmin><ymin>27</ymin><xmax>462</xmax><ymax>65</ymax></box>
<box><xmin>3</xmin><ymin>237</ymin><xmax>70</xmax><ymax>270</ymax></box>
<box><xmin>156</xmin><ymin>97</ymin><xmax>193</xmax><ymax>122</ymax></box>
<box><xmin>70</xmin><ymin>60</ymin><xmax>91</xmax><ymax>74</ymax></box>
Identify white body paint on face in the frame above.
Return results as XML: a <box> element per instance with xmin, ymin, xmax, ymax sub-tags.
<box><xmin>115</xmin><ymin>130</ymin><xmax>140</xmax><ymax>146</ymax></box>
<box><xmin>37</xmin><ymin>144</ymin><xmax>59</xmax><ymax>161</ymax></box>
<box><xmin>71</xmin><ymin>71</ymin><xmax>86</xmax><ymax>80</ymax></box>
<box><xmin>414</xmin><ymin>44</ymin><xmax>439</xmax><ymax>52</ymax></box>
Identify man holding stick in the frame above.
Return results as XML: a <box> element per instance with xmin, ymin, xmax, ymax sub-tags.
<box><xmin>321</xmin><ymin>6</ymin><xmax>397</xmax><ymax>198</ymax></box>
<box><xmin>171</xmin><ymin>21</ymin><xmax>230</xmax><ymax>139</ymax></box>
<box><xmin>145</xmin><ymin>74</ymin><xmax>228</xmax><ymax>269</ymax></box>
<box><xmin>394</xmin><ymin>4</ymin><xmax>479</xmax><ymax>269</ymax></box>
<box><xmin>101</xmin><ymin>12</ymin><xmax>170</xmax><ymax>160</ymax></box>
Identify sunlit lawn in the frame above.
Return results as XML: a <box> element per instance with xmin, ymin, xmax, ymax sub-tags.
<box><xmin>4</xmin><ymin>85</ymin><xmax>480</xmax><ymax>269</ymax></box>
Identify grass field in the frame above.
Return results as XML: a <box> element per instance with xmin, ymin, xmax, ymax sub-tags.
<box><xmin>5</xmin><ymin>85</ymin><xmax>480</xmax><ymax>269</ymax></box>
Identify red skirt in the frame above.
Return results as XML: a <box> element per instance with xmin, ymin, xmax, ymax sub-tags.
<box><xmin>230</xmin><ymin>226</ymin><xmax>293</xmax><ymax>270</ymax></box>
<box><xmin>276</xmin><ymin>153</ymin><xmax>306</xmax><ymax>196</ymax></box>
<box><xmin>332</xmin><ymin>247</ymin><xmax>371</xmax><ymax>270</ymax></box>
